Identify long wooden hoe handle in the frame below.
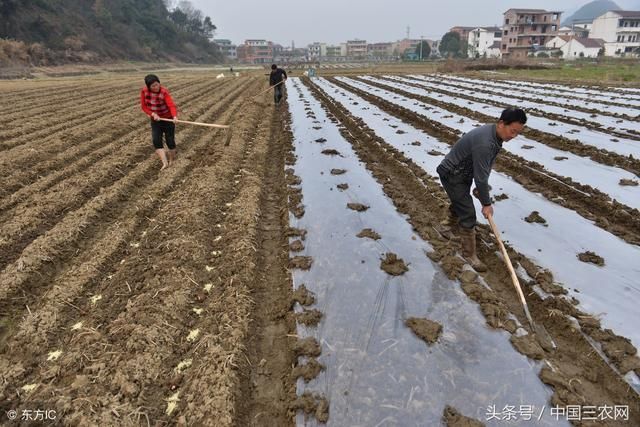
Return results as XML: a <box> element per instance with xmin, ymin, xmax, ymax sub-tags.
<box><xmin>255</xmin><ymin>80</ymin><xmax>285</xmax><ymax>97</ymax></box>
<box><xmin>487</xmin><ymin>215</ymin><xmax>535</xmax><ymax>328</ymax></box>
<box><xmin>159</xmin><ymin>118</ymin><xmax>230</xmax><ymax>129</ymax></box>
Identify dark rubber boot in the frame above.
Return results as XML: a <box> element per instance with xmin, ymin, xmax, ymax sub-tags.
<box><xmin>460</xmin><ymin>227</ymin><xmax>487</xmax><ymax>272</ymax></box>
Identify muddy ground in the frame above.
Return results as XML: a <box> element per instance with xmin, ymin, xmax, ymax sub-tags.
<box><xmin>1</xmin><ymin>71</ymin><xmax>638</xmax><ymax>426</ymax></box>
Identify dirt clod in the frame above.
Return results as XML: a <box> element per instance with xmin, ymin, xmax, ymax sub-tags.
<box><xmin>510</xmin><ymin>334</ymin><xmax>545</xmax><ymax>360</ymax></box>
<box><xmin>321</xmin><ymin>149</ymin><xmax>341</xmax><ymax>156</ymax></box>
<box><xmin>427</xmin><ymin>149</ymin><xmax>444</xmax><ymax>156</ymax></box>
<box><xmin>406</xmin><ymin>317</ymin><xmax>442</xmax><ymax>345</ymax></box>
<box><xmin>286</xmin><ymin>174</ymin><xmax>302</xmax><ymax>186</ymax></box>
<box><xmin>380</xmin><ymin>252</ymin><xmax>408</xmax><ymax>276</ymax></box>
<box><xmin>292</xmin><ymin>359</ymin><xmax>325</xmax><ymax>383</ymax></box>
<box><xmin>290</xmin><ymin>392</ymin><xmax>329</xmax><ymax>423</ymax></box>
<box><xmin>295</xmin><ymin>309</ymin><xmax>323</xmax><ymax>326</ymax></box>
<box><xmin>347</xmin><ymin>202</ymin><xmax>369</xmax><ymax>212</ymax></box>
<box><xmin>290</xmin><ymin>204</ymin><xmax>305</xmax><ymax>219</ymax></box>
<box><xmin>330</xmin><ymin>168</ymin><xmax>347</xmax><ymax>175</ymax></box>
<box><xmin>286</xmin><ymin>227</ymin><xmax>307</xmax><ymax>241</ymax></box>
<box><xmin>291</xmin><ymin>285</ymin><xmax>315</xmax><ymax>307</ymax></box>
<box><xmin>524</xmin><ymin>211</ymin><xmax>547</xmax><ymax>226</ymax></box>
<box><xmin>289</xmin><ymin>240</ymin><xmax>305</xmax><ymax>252</ymax></box>
<box><xmin>459</xmin><ymin>270</ymin><xmax>478</xmax><ymax>284</ymax></box>
<box><xmin>336</xmin><ymin>183</ymin><xmax>349</xmax><ymax>190</ymax></box>
<box><xmin>293</xmin><ymin>337</ymin><xmax>321</xmax><ymax>358</ymax></box>
<box><xmin>577</xmin><ymin>251</ymin><xmax>605</xmax><ymax>266</ymax></box>
<box><xmin>290</xmin><ymin>256</ymin><xmax>313</xmax><ymax>270</ymax></box>
<box><xmin>619</xmin><ymin>178</ymin><xmax>638</xmax><ymax>186</ymax></box>
<box><xmin>357</xmin><ymin>228</ymin><xmax>381</xmax><ymax>240</ymax></box>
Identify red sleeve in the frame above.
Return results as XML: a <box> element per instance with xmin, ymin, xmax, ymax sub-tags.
<box><xmin>163</xmin><ymin>88</ymin><xmax>178</xmax><ymax>118</ymax></box>
<box><xmin>140</xmin><ymin>88</ymin><xmax>152</xmax><ymax>116</ymax></box>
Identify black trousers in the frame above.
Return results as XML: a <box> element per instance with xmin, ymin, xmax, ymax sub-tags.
<box><xmin>437</xmin><ymin>166</ymin><xmax>476</xmax><ymax>229</ymax></box>
<box><xmin>150</xmin><ymin>120</ymin><xmax>176</xmax><ymax>149</ymax></box>
<box><xmin>274</xmin><ymin>84</ymin><xmax>285</xmax><ymax>104</ymax></box>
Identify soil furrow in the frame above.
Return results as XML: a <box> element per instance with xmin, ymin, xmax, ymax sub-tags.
<box><xmin>0</xmin><ymin>78</ymin><xmax>227</xmax><ymax>200</ymax></box>
<box><xmin>0</xmin><ymin>83</ymin><xmax>103</xmax><ymax>114</ymax></box>
<box><xmin>235</xmin><ymin>104</ymin><xmax>296</xmax><ymax>427</ymax></box>
<box><xmin>0</xmin><ymin>80</ymin><xmax>142</xmax><ymax>137</ymax></box>
<box><xmin>0</xmin><ymin>79</ymin><xmax>254</xmax><ymax>347</ymax></box>
<box><xmin>0</xmin><ymin>79</ymin><xmax>250</xmax><ymax>272</ymax></box>
<box><xmin>0</xmin><ymin>78</ymin><xmax>212</xmax><ymax>155</ymax></box>
<box><xmin>0</xmin><ymin>78</ymin><xmax>271</xmax><ymax>425</ymax></box>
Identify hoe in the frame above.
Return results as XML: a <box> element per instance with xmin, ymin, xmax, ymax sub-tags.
<box><xmin>159</xmin><ymin>118</ymin><xmax>233</xmax><ymax>146</ymax></box>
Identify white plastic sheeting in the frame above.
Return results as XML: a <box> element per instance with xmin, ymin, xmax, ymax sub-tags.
<box><xmin>316</xmin><ymin>77</ymin><xmax>640</xmax><ymax>356</ymax></box>
<box><xmin>408</xmin><ymin>74</ymin><xmax>640</xmax><ymax>133</ymax></box>
<box><xmin>288</xmin><ymin>78</ymin><xmax>566</xmax><ymax>426</ymax></box>
<box><xmin>448</xmin><ymin>75</ymin><xmax>640</xmax><ymax>108</ymax></box>
<box><xmin>375</xmin><ymin>75</ymin><xmax>640</xmax><ymax>158</ymax></box>
<box><xmin>342</xmin><ymin>76</ymin><xmax>640</xmax><ymax>211</ymax></box>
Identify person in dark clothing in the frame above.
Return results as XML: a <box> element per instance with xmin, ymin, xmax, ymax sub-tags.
<box><xmin>269</xmin><ymin>64</ymin><xmax>288</xmax><ymax>105</ymax></box>
<box><xmin>436</xmin><ymin>107</ymin><xmax>527</xmax><ymax>272</ymax></box>
<box><xmin>140</xmin><ymin>74</ymin><xmax>178</xmax><ymax>170</ymax></box>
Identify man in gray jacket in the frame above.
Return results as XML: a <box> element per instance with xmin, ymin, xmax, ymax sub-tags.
<box><xmin>436</xmin><ymin>107</ymin><xmax>527</xmax><ymax>272</ymax></box>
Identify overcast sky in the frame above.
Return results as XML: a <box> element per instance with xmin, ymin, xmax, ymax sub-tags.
<box><xmin>189</xmin><ymin>0</ymin><xmax>640</xmax><ymax>46</ymax></box>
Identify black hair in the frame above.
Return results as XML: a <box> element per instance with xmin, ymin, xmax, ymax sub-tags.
<box><xmin>144</xmin><ymin>74</ymin><xmax>160</xmax><ymax>89</ymax></box>
<box><xmin>499</xmin><ymin>107</ymin><xmax>527</xmax><ymax>125</ymax></box>
<box><xmin>271</xmin><ymin>64</ymin><xmax>277</xmax><ymax>70</ymax></box>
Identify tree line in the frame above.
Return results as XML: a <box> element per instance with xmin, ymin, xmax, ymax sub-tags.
<box><xmin>0</xmin><ymin>0</ymin><xmax>222</xmax><ymax>65</ymax></box>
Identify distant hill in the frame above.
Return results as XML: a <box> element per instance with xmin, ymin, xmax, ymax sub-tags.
<box><xmin>562</xmin><ymin>0</ymin><xmax>621</xmax><ymax>25</ymax></box>
<box><xmin>0</xmin><ymin>0</ymin><xmax>222</xmax><ymax>66</ymax></box>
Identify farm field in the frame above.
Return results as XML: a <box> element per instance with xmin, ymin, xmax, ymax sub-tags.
<box><xmin>0</xmin><ymin>70</ymin><xmax>639</xmax><ymax>426</ymax></box>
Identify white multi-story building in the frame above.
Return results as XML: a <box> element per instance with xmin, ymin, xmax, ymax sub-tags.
<box><xmin>468</xmin><ymin>26</ymin><xmax>503</xmax><ymax>57</ymax></box>
<box><xmin>308</xmin><ymin>42</ymin><xmax>327</xmax><ymax>59</ymax></box>
<box><xmin>590</xmin><ymin>10</ymin><xmax>640</xmax><ymax>56</ymax></box>
<box><xmin>326</xmin><ymin>44</ymin><xmax>347</xmax><ymax>61</ymax></box>
<box><xmin>346</xmin><ymin>39</ymin><xmax>368</xmax><ymax>58</ymax></box>
<box><xmin>214</xmin><ymin>39</ymin><xmax>237</xmax><ymax>61</ymax></box>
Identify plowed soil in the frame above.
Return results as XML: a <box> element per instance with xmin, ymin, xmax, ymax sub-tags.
<box><xmin>0</xmin><ymin>73</ymin><xmax>296</xmax><ymax>426</ymax></box>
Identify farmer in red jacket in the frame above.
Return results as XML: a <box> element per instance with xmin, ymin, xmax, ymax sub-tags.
<box><xmin>140</xmin><ymin>74</ymin><xmax>178</xmax><ymax>170</ymax></box>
